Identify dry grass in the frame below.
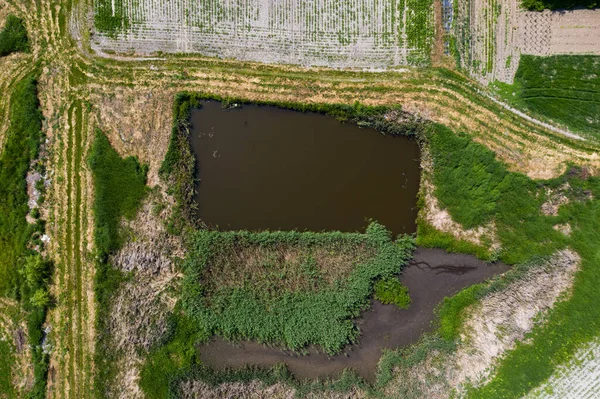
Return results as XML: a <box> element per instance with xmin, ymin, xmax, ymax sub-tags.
<box><xmin>383</xmin><ymin>249</ymin><xmax>581</xmax><ymax>398</ymax></box>
<box><xmin>202</xmin><ymin>243</ymin><xmax>375</xmax><ymax>296</ymax></box>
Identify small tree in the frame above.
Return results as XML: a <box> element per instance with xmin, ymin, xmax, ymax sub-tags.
<box><xmin>30</xmin><ymin>289</ymin><xmax>50</xmax><ymax>308</ymax></box>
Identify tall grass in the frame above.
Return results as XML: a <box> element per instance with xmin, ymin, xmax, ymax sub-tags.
<box><xmin>88</xmin><ymin>130</ymin><xmax>147</xmax><ymax>399</ymax></box>
<box><xmin>182</xmin><ymin>223</ymin><xmax>415</xmax><ymax>354</ymax></box>
<box><xmin>494</xmin><ymin>55</ymin><xmax>600</xmax><ymax>138</ymax></box>
<box><xmin>427</xmin><ymin>123</ymin><xmax>565</xmax><ymax>264</ymax></box>
<box><xmin>0</xmin><ymin>75</ymin><xmax>43</xmax><ymax>298</ymax></box>
<box><xmin>0</xmin><ymin>15</ymin><xmax>29</xmax><ymax>56</ymax></box>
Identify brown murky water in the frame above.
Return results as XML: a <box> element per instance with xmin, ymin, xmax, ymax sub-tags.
<box><xmin>189</xmin><ymin>101</ymin><xmax>421</xmax><ymax>236</ymax></box>
<box><xmin>199</xmin><ymin>248</ymin><xmax>510</xmax><ymax>382</ymax></box>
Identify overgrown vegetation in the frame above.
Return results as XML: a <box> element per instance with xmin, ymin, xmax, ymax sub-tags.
<box><xmin>464</xmin><ymin>171</ymin><xmax>600</xmax><ymax>398</ymax></box>
<box><xmin>0</xmin><ymin>75</ymin><xmax>43</xmax><ymax>297</ymax></box>
<box><xmin>0</xmin><ymin>340</ymin><xmax>15</xmax><ymax>397</ymax></box>
<box><xmin>426</xmin><ymin>123</ymin><xmax>566</xmax><ymax>264</ymax></box>
<box><xmin>0</xmin><ymin>15</ymin><xmax>29</xmax><ymax>57</ymax></box>
<box><xmin>183</xmin><ymin>223</ymin><xmax>414</xmax><ymax>354</ymax></box>
<box><xmin>412</xmin><ymin>123</ymin><xmax>600</xmax><ymax>398</ymax></box>
<box><xmin>374</xmin><ymin>278</ymin><xmax>411</xmax><ymax>309</ymax></box>
<box><xmin>494</xmin><ymin>55</ymin><xmax>600</xmax><ymax>139</ymax></box>
<box><xmin>0</xmin><ymin>73</ymin><xmax>51</xmax><ymax>398</ymax></box>
<box><xmin>88</xmin><ymin>130</ymin><xmax>147</xmax><ymax>398</ymax></box>
<box><xmin>139</xmin><ymin>223</ymin><xmax>413</xmax><ymax>398</ymax></box>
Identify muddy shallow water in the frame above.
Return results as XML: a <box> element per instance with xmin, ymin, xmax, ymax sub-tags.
<box><xmin>199</xmin><ymin>248</ymin><xmax>510</xmax><ymax>382</ymax></box>
<box><xmin>189</xmin><ymin>101</ymin><xmax>421</xmax><ymax>236</ymax></box>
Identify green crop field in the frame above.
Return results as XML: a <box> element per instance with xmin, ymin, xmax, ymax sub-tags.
<box><xmin>494</xmin><ymin>55</ymin><xmax>600</xmax><ymax>140</ymax></box>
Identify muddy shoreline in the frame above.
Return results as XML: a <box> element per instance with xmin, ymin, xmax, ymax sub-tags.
<box><xmin>199</xmin><ymin>247</ymin><xmax>510</xmax><ymax>382</ymax></box>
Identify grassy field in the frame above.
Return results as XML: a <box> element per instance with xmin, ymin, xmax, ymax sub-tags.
<box><xmin>0</xmin><ymin>15</ymin><xmax>29</xmax><ymax>56</ymax></box>
<box><xmin>494</xmin><ymin>55</ymin><xmax>600</xmax><ymax>140</ymax></box>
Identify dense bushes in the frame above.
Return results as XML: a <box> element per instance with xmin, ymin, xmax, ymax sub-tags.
<box><xmin>0</xmin><ymin>73</ymin><xmax>50</xmax><ymax>398</ymax></box>
<box><xmin>0</xmin><ymin>15</ymin><xmax>29</xmax><ymax>57</ymax></box>
<box><xmin>494</xmin><ymin>55</ymin><xmax>600</xmax><ymax>138</ymax></box>
<box><xmin>88</xmin><ymin>130</ymin><xmax>148</xmax><ymax>259</ymax></box>
<box><xmin>374</xmin><ymin>278</ymin><xmax>411</xmax><ymax>309</ymax></box>
<box><xmin>522</xmin><ymin>0</ymin><xmax>597</xmax><ymax>10</ymax></box>
<box><xmin>181</xmin><ymin>223</ymin><xmax>415</xmax><ymax>354</ymax></box>
<box><xmin>0</xmin><ymin>75</ymin><xmax>43</xmax><ymax>297</ymax></box>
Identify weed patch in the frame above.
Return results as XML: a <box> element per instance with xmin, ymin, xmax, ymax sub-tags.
<box><xmin>0</xmin><ymin>15</ymin><xmax>29</xmax><ymax>56</ymax></box>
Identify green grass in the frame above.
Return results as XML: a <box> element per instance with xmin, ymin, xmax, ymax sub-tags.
<box><xmin>0</xmin><ymin>15</ymin><xmax>29</xmax><ymax>57</ymax></box>
<box><xmin>418</xmin><ymin>122</ymin><xmax>600</xmax><ymax>398</ymax></box>
<box><xmin>427</xmin><ymin>123</ymin><xmax>566</xmax><ymax>264</ymax></box>
<box><xmin>88</xmin><ymin>129</ymin><xmax>147</xmax><ymax>399</ymax></box>
<box><xmin>374</xmin><ymin>278</ymin><xmax>411</xmax><ymax>309</ymax></box>
<box><xmin>494</xmin><ymin>55</ymin><xmax>600</xmax><ymax>139</ymax></box>
<box><xmin>0</xmin><ymin>340</ymin><xmax>16</xmax><ymax>398</ymax></box>
<box><xmin>0</xmin><ymin>74</ymin><xmax>43</xmax><ymax>298</ymax></box>
<box><xmin>465</xmin><ymin>173</ymin><xmax>600</xmax><ymax>398</ymax></box>
<box><xmin>88</xmin><ymin>129</ymin><xmax>148</xmax><ymax>259</ymax></box>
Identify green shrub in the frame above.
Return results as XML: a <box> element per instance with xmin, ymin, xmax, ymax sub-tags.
<box><xmin>0</xmin><ymin>15</ymin><xmax>29</xmax><ymax>57</ymax></box>
<box><xmin>0</xmin><ymin>74</ymin><xmax>42</xmax><ymax>297</ymax></box>
<box><xmin>521</xmin><ymin>0</ymin><xmax>596</xmax><ymax>10</ymax></box>
<box><xmin>89</xmin><ymin>130</ymin><xmax>147</xmax><ymax>399</ymax></box>
<box><xmin>374</xmin><ymin>278</ymin><xmax>411</xmax><ymax>309</ymax></box>
<box><xmin>88</xmin><ymin>130</ymin><xmax>147</xmax><ymax>259</ymax></box>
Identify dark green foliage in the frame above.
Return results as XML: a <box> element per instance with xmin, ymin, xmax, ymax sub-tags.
<box><xmin>0</xmin><ymin>74</ymin><xmax>51</xmax><ymax>399</ymax></box>
<box><xmin>428</xmin><ymin>124</ymin><xmax>566</xmax><ymax>264</ymax></box>
<box><xmin>88</xmin><ymin>130</ymin><xmax>148</xmax><ymax>259</ymax></box>
<box><xmin>182</xmin><ymin>223</ymin><xmax>415</xmax><ymax>354</ymax></box>
<box><xmin>0</xmin><ymin>75</ymin><xmax>42</xmax><ymax>297</ymax></box>
<box><xmin>374</xmin><ymin>278</ymin><xmax>411</xmax><ymax>309</ymax></box>
<box><xmin>522</xmin><ymin>0</ymin><xmax>596</xmax><ymax>10</ymax></box>
<box><xmin>89</xmin><ymin>131</ymin><xmax>147</xmax><ymax>399</ymax></box>
<box><xmin>495</xmin><ymin>55</ymin><xmax>600</xmax><ymax>138</ymax></box>
<box><xmin>0</xmin><ymin>15</ymin><xmax>29</xmax><ymax>56</ymax></box>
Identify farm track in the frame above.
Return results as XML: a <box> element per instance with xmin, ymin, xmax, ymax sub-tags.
<box><xmin>0</xmin><ymin>0</ymin><xmax>599</xmax><ymax>398</ymax></box>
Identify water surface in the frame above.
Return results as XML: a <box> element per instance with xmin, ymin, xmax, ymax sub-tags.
<box><xmin>190</xmin><ymin>101</ymin><xmax>421</xmax><ymax>236</ymax></box>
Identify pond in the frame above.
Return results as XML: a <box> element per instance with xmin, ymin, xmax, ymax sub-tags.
<box><xmin>189</xmin><ymin>101</ymin><xmax>421</xmax><ymax>236</ymax></box>
<box><xmin>198</xmin><ymin>248</ymin><xmax>509</xmax><ymax>382</ymax></box>
<box><xmin>189</xmin><ymin>102</ymin><xmax>509</xmax><ymax>382</ymax></box>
